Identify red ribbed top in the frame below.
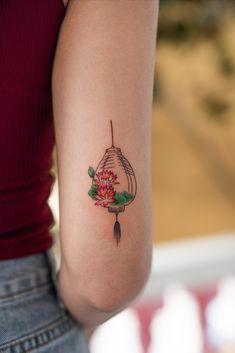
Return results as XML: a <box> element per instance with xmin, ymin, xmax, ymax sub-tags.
<box><xmin>0</xmin><ymin>0</ymin><xmax>65</xmax><ymax>259</ymax></box>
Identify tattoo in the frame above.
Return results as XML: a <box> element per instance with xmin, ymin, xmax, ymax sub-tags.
<box><xmin>88</xmin><ymin>120</ymin><xmax>137</xmax><ymax>245</ymax></box>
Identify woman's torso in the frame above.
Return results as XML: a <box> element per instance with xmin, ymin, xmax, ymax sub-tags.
<box><xmin>0</xmin><ymin>0</ymin><xmax>66</xmax><ymax>260</ymax></box>
<box><xmin>0</xmin><ymin>3</ymin><xmax>91</xmax><ymax>351</ymax></box>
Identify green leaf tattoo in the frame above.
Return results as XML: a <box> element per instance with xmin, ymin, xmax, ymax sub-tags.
<box><xmin>88</xmin><ymin>184</ymin><xmax>98</xmax><ymax>199</ymax></box>
<box><xmin>122</xmin><ymin>191</ymin><xmax>134</xmax><ymax>202</ymax></box>
<box><xmin>111</xmin><ymin>191</ymin><xmax>134</xmax><ymax>206</ymax></box>
<box><xmin>88</xmin><ymin>166</ymin><xmax>95</xmax><ymax>178</ymax></box>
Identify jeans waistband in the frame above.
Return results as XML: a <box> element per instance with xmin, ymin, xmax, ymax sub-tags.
<box><xmin>0</xmin><ymin>251</ymin><xmax>53</xmax><ymax>300</ymax></box>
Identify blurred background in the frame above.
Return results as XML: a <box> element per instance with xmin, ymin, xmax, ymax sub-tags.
<box><xmin>50</xmin><ymin>0</ymin><xmax>235</xmax><ymax>352</ymax></box>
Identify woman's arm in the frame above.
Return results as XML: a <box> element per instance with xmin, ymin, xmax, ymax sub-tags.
<box><xmin>52</xmin><ymin>0</ymin><xmax>158</xmax><ymax>329</ymax></box>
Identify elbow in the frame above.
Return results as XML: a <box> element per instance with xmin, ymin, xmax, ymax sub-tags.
<box><xmin>93</xmin><ymin>273</ymin><xmax>151</xmax><ymax>314</ymax></box>
<box><xmin>90</xmin><ymin>257</ymin><xmax>152</xmax><ymax>313</ymax></box>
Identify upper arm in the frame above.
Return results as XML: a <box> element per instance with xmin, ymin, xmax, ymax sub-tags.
<box><xmin>52</xmin><ymin>0</ymin><xmax>158</xmax><ymax>311</ymax></box>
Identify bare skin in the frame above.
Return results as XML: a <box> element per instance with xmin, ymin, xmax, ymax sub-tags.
<box><xmin>62</xmin><ymin>0</ymin><xmax>69</xmax><ymax>8</ymax></box>
<box><xmin>52</xmin><ymin>0</ymin><xmax>159</xmax><ymax>338</ymax></box>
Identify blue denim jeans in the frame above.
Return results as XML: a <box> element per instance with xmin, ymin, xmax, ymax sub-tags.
<box><xmin>0</xmin><ymin>250</ymin><xmax>91</xmax><ymax>353</ymax></box>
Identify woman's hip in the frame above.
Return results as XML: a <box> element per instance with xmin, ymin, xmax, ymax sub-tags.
<box><xmin>0</xmin><ymin>249</ymin><xmax>90</xmax><ymax>353</ymax></box>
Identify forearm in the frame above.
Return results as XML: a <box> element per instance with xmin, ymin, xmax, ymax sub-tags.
<box><xmin>52</xmin><ymin>0</ymin><xmax>158</xmax><ymax>322</ymax></box>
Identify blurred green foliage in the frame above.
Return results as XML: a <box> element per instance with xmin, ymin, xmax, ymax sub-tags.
<box><xmin>155</xmin><ymin>0</ymin><xmax>235</xmax><ymax>124</ymax></box>
<box><xmin>216</xmin><ymin>43</ymin><xmax>235</xmax><ymax>77</ymax></box>
<box><xmin>158</xmin><ymin>0</ymin><xmax>235</xmax><ymax>43</ymax></box>
<box><xmin>201</xmin><ymin>94</ymin><xmax>230</xmax><ymax>122</ymax></box>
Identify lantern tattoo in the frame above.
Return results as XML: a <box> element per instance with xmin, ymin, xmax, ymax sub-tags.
<box><xmin>87</xmin><ymin>120</ymin><xmax>137</xmax><ymax>246</ymax></box>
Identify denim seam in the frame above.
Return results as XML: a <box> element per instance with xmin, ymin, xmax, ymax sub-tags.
<box><xmin>0</xmin><ymin>282</ymin><xmax>52</xmax><ymax>302</ymax></box>
<box><xmin>0</xmin><ymin>314</ymin><xmax>75</xmax><ymax>353</ymax></box>
<box><xmin>0</xmin><ymin>285</ymin><xmax>54</xmax><ymax>309</ymax></box>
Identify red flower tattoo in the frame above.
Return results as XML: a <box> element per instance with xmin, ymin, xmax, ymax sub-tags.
<box><xmin>94</xmin><ymin>185</ymin><xmax>116</xmax><ymax>207</ymax></box>
<box><xmin>94</xmin><ymin>169</ymin><xmax>119</xmax><ymax>187</ymax></box>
